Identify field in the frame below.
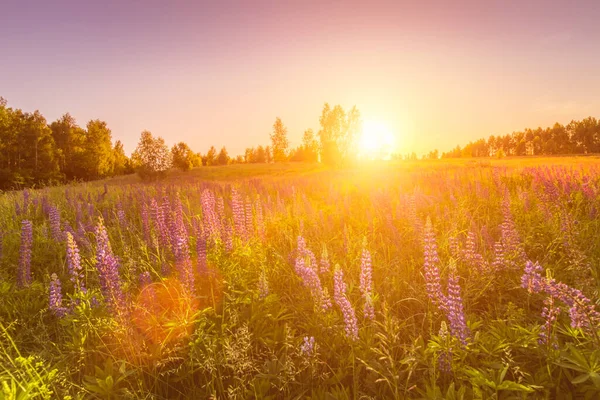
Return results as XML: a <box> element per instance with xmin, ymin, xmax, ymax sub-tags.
<box><xmin>1</xmin><ymin>157</ymin><xmax>600</xmax><ymax>399</ymax></box>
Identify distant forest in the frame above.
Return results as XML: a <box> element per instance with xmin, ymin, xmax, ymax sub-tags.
<box><xmin>441</xmin><ymin>117</ymin><xmax>600</xmax><ymax>159</ymax></box>
<box><xmin>2</xmin><ymin>95</ymin><xmax>599</xmax><ymax>189</ymax></box>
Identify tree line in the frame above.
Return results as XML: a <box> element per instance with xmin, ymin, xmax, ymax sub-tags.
<box><xmin>0</xmin><ymin>97</ymin><xmax>133</xmax><ymax>190</ymax></box>
<box><xmin>132</xmin><ymin>103</ymin><xmax>362</xmax><ymax>179</ymax></box>
<box><xmin>441</xmin><ymin>117</ymin><xmax>600</xmax><ymax>158</ymax></box>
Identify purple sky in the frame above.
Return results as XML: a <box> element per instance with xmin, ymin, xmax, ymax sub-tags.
<box><xmin>1</xmin><ymin>0</ymin><xmax>600</xmax><ymax>156</ymax></box>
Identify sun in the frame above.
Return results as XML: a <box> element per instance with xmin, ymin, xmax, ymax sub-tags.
<box><xmin>358</xmin><ymin>120</ymin><xmax>396</xmax><ymax>160</ymax></box>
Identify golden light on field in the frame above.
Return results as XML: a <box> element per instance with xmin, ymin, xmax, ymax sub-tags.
<box><xmin>358</xmin><ymin>120</ymin><xmax>397</xmax><ymax>160</ymax></box>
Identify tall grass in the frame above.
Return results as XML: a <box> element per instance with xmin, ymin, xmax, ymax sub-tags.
<box><xmin>1</xmin><ymin>159</ymin><xmax>600</xmax><ymax>398</ymax></box>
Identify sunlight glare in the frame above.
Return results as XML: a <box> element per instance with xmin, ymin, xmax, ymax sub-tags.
<box><xmin>358</xmin><ymin>120</ymin><xmax>396</xmax><ymax>160</ymax></box>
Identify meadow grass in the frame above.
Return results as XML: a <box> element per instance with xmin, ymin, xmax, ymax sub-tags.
<box><xmin>1</xmin><ymin>157</ymin><xmax>600</xmax><ymax>399</ymax></box>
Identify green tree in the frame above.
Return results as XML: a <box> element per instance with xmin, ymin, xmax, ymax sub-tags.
<box><xmin>270</xmin><ymin>117</ymin><xmax>289</xmax><ymax>162</ymax></box>
<box><xmin>171</xmin><ymin>142</ymin><xmax>195</xmax><ymax>171</ymax></box>
<box><xmin>265</xmin><ymin>146</ymin><xmax>272</xmax><ymax>163</ymax></box>
<box><xmin>254</xmin><ymin>145</ymin><xmax>267</xmax><ymax>163</ymax></box>
<box><xmin>50</xmin><ymin>113</ymin><xmax>87</xmax><ymax>179</ymax></box>
<box><xmin>205</xmin><ymin>146</ymin><xmax>217</xmax><ymax>166</ymax></box>
<box><xmin>82</xmin><ymin>119</ymin><xmax>114</xmax><ymax>179</ymax></box>
<box><xmin>112</xmin><ymin>140</ymin><xmax>131</xmax><ymax>175</ymax></box>
<box><xmin>131</xmin><ymin>130</ymin><xmax>171</xmax><ymax>180</ymax></box>
<box><xmin>217</xmin><ymin>146</ymin><xmax>229</xmax><ymax>165</ymax></box>
<box><xmin>302</xmin><ymin>129</ymin><xmax>319</xmax><ymax>162</ymax></box>
<box><xmin>318</xmin><ymin>103</ymin><xmax>362</xmax><ymax>165</ymax></box>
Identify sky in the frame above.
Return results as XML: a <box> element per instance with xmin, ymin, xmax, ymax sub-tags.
<box><xmin>1</xmin><ymin>0</ymin><xmax>600</xmax><ymax>157</ymax></box>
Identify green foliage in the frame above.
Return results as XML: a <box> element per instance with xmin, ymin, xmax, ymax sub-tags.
<box><xmin>318</xmin><ymin>103</ymin><xmax>362</xmax><ymax>165</ymax></box>
<box><xmin>0</xmin><ymin>97</ymin><xmax>132</xmax><ymax>189</ymax></box>
<box><xmin>270</xmin><ymin>117</ymin><xmax>289</xmax><ymax>163</ymax></box>
<box><xmin>131</xmin><ymin>130</ymin><xmax>172</xmax><ymax>181</ymax></box>
<box><xmin>443</xmin><ymin>116</ymin><xmax>600</xmax><ymax>158</ymax></box>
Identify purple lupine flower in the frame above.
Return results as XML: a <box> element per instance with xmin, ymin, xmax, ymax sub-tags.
<box><xmin>48</xmin><ymin>205</ymin><xmax>64</xmax><ymax>242</ymax></box>
<box><xmin>521</xmin><ymin>261</ymin><xmax>600</xmax><ymax>336</ymax></box>
<box><xmin>195</xmin><ymin>227</ymin><xmax>208</xmax><ymax>274</ymax></box>
<box><xmin>141</xmin><ymin>202</ymin><xmax>151</xmax><ymax>243</ymax></box>
<box><xmin>359</xmin><ymin>247</ymin><xmax>372</xmax><ymax>295</ymax></box>
<box><xmin>161</xmin><ymin>196</ymin><xmax>174</xmax><ymax>247</ymax></box>
<box><xmin>294</xmin><ymin>236</ymin><xmax>331</xmax><ymax>311</ymax></box>
<box><xmin>462</xmin><ymin>231</ymin><xmax>485</xmax><ymax>273</ymax></box>
<box><xmin>438</xmin><ymin>321</ymin><xmax>452</xmax><ymax>374</ymax></box>
<box><xmin>65</xmin><ymin>232</ymin><xmax>84</xmax><ymax>291</ymax></box>
<box><xmin>95</xmin><ymin>219</ymin><xmax>125</xmax><ymax>313</ymax></box>
<box><xmin>491</xmin><ymin>240</ymin><xmax>505</xmax><ymax>272</ymax></box>
<box><xmin>448</xmin><ymin>236</ymin><xmax>459</xmax><ymax>259</ymax></box>
<box><xmin>423</xmin><ymin>218</ymin><xmax>446</xmax><ymax>309</ymax></box>
<box><xmin>445</xmin><ymin>267</ymin><xmax>469</xmax><ymax>345</ymax></box>
<box><xmin>520</xmin><ymin>261</ymin><xmax>545</xmax><ymax>294</ymax></box>
<box><xmin>151</xmin><ymin>198</ymin><xmax>170</xmax><ymax>249</ymax></box>
<box><xmin>201</xmin><ymin>189</ymin><xmax>220</xmax><ymax>241</ymax></box>
<box><xmin>216</xmin><ymin>195</ymin><xmax>225</xmax><ymax>226</ymax></box>
<box><xmin>258</xmin><ymin>269</ymin><xmax>269</xmax><ymax>299</ymax></box>
<box><xmin>319</xmin><ymin>245</ymin><xmax>330</xmax><ymax>274</ymax></box>
<box><xmin>333</xmin><ymin>266</ymin><xmax>359</xmax><ymax>340</ymax></box>
<box><xmin>17</xmin><ymin>220</ymin><xmax>33</xmax><ymax>288</ymax></box>
<box><xmin>359</xmin><ymin>246</ymin><xmax>375</xmax><ymax>320</ymax></box>
<box><xmin>231</xmin><ymin>188</ymin><xmax>246</xmax><ymax>240</ymax></box>
<box><xmin>173</xmin><ymin>235</ymin><xmax>195</xmax><ymax>293</ymax></box>
<box><xmin>500</xmin><ymin>196</ymin><xmax>527</xmax><ymax>265</ymax></box>
<box><xmin>49</xmin><ymin>273</ymin><xmax>67</xmax><ymax>317</ymax></box>
<box><xmin>116</xmin><ymin>202</ymin><xmax>127</xmax><ymax>227</ymax></box>
<box><xmin>300</xmin><ymin>336</ymin><xmax>315</xmax><ymax>356</ymax></box>
<box><xmin>539</xmin><ymin>296</ymin><xmax>560</xmax><ymax>346</ymax></box>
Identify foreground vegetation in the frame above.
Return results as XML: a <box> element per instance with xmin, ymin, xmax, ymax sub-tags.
<box><xmin>1</xmin><ymin>159</ymin><xmax>600</xmax><ymax>399</ymax></box>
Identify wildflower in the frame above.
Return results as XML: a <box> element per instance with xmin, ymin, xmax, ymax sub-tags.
<box><xmin>141</xmin><ymin>202</ymin><xmax>151</xmax><ymax>243</ymax></box>
<box><xmin>300</xmin><ymin>336</ymin><xmax>315</xmax><ymax>356</ymax></box>
<box><xmin>294</xmin><ymin>236</ymin><xmax>331</xmax><ymax>311</ymax></box>
<box><xmin>116</xmin><ymin>202</ymin><xmax>127</xmax><ymax>227</ymax></box>
<box><xmin>196</xmin><ymin>228</ymin><xmax>208</xmax><ymax>274</ymax></box>
<box><xmin>446</xmin><ymin>266</ymin><xmax>469</xmax><ymax>345</ymax></box>
<box><xmin>48</xmin><ymin>205</ymin><xmax>63</xmax><ymax>242</ymax></box>
<box><xmin>17</xmin><ymin>220</ymin><xmax>33</xmax><ymax>288</ymax></box>
<box><xmin>49</xmin><ymin>273</ymin><xmax>67</xmax><ymax>317</ymax></box>
<box><xmin>423</xmin><ymin>217</ymin><xmax>446</xmax><ymax>309</ymax></box>
<box><xmin>520</xmin><ymin>261</ymin><xmax>545</xmax><ymax>294</ymax></box>
<box><xmin>151</xmin><ymin>198</ymin><xmax>170</xmax><ymax>249</ymax></box>
<box><xmin>521</xmin><ymin>262</ymin><xmax>600</xmax><ymax>336</ymax></box>
<box><xmin>201</xmin><ymin>189</ymin><xmax>220</xmax><ymax>240</ymax></box>
<box><xmin>231</xmin><ymin>188</ymin><xmax>246</xmax><ymax>240</ymax></box>
<box><xmin>491</xmin><ymin>240</ymin><xmax>505</xmax><ymax>271</ymax></box>
<box><xmin>66</xmin><ymin>232</ymin><xmax>84</xmax><ymax>291</ymax></box>
<box><xmin>333</xmin><ymin>266</ymin><xmax>359</xmax><ymax>340</ymax></box>
<box><xmin>438</xmin><ymin>321</ymin><xmax>452</xmax><ymax>374</ymax></box>
<box><xmin>462</xmin><ymin>230</ymin><xmax>485</xmax><ymax>273</ymax></box>
<box><xmin>539</xmin><ymin>296</ymin><xmax>560</xmax><ymax>346</ymax></box>
<box><xmin>359</xmin><ymin>244</ymin><xmax>375</xmax><ymax>320</ymax></box>
<box><xmin>95</xmin><ymin>218</ymin><xmax>125</xmax><ymax>312</ymax></box>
